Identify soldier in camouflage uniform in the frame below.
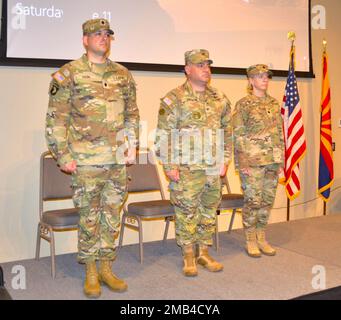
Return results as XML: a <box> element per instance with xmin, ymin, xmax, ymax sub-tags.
<box><xmin>155</xmin><ymin>49</ymin><xmax>232</xmax><ymax>276</ymax></box>
<box><xmin>45</xmin><ymin>19</ymin><xmax>139</xmax><ymax>297</ymax></box>
<box><xmin>232</xmin><ymin>64</ymin><xmax>284</xmax><ymax>258</ymax></box>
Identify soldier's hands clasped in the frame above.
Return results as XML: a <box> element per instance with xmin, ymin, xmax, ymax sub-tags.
<box><xmin>125</xmin><ymin>148</ymin><xmax>137</xmax><ymax>165</ymax></box>
<box><xmin>61</xmin><ymin>160</ymin><xmax>77</xmax><ymax>174</ymax></box>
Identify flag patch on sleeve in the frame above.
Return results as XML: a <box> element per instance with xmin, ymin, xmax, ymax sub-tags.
<box><xmin>53</xmin><ymin>72</ymin><xmax>66</xmax><ymax>83</ymax></box>
<box><xmin>163</xmin><ymin>97</ymin><xmax>173</xmax><ymax>106</ymax></box>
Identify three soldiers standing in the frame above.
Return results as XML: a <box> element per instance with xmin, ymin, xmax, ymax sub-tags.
<box><xmin>45</xmin><ymin>18</ymin><xmax>284</xmax><ymax>297</ymax></box>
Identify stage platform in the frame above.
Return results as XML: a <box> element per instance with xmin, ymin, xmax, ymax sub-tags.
<box><xmin>2</xmin><ymin>214</ymin><xmax>341</xmax><ymax>300</ymax></box>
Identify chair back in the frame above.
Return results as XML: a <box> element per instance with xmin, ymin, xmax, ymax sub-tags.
<box><xmin>126</xmin><ymin>151</ymin><xmax>162</xmax><ymax>193</ymax></box>
<box><xmin>221</xmin><ymin>175</ymin><xmax>232</xmax><ymax>194</ymax></box>
<box><xmin>40</xmin><ymin>151</ymin><xmax>73</xmax><ymax>203</ymax></box>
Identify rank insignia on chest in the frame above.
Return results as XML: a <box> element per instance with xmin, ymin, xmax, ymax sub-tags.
<box><xmin>192</xmin><ymin>111</ymin><xmax>201</xmax><ymax>120</ymax></box>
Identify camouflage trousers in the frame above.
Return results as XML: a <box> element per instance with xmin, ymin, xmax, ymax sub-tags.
<box><xmin>170</xmin><ymin>168</ymin><xmax>222</xmax><ymax>247</ymax></box>
<box><xmin>239</xmin><ymin>163</ymin><xmax>280</xmax><ymax>230</ymax></box>
<box><xmin>72</xmin><ymin>164</ymin><xmax>127</xmax><ymax>263</ymax></box>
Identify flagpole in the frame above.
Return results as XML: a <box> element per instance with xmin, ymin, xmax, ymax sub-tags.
<box><xmin>322</xmin><ymin>38</ymin><xmax>328</xmax><ymax>217</ymax></box>
<box><xmin>285</xmin><ymin>32</ymin><xmax>296</xmax><ymax>222</ymax></box>
<box><xmin>288</xmin><ymin>31</ymin><xmax>296</xmax><ymax>67</ymax></box>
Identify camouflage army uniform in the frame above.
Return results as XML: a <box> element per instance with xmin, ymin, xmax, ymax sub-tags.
<box><xmin>233</xmin><ymin>91</ymin><xmax>284</xmax><ymax>230</ymax></box>
<box><xmin>155</xmin><ymin>80</ymin><xmax>232</xmax><ymax>247</ymax></box>
<box><xmin>46</xmin><ymin>53</ymin><xmax>139</xmax><ymax>263</ymax></box>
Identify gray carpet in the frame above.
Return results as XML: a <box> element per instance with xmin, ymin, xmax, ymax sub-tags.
<box><xmin>2</xmin><ymin>214</ymin><xmax>341</xmax><ymax>300</ymax></box>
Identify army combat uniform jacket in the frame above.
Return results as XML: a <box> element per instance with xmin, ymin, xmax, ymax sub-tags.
<box><xmin>233</xmin><ymin>94</ymin><xmax>284</xmax><ymax>169</ymax></box>
<box><xmin>155</xmin><ymin>81</ymin><xmax>232</xmax><ymax>172</ymax></box>
<box><xmin>46</xmin><ymin>54</ymin><xmax>139</xmax><ymax>166</ymax></box>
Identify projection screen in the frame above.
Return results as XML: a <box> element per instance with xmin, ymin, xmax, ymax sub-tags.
<box><xmin>0</xmin><ymin>0</ymin><xmax>313</xmax><ymax>76</ymax></box>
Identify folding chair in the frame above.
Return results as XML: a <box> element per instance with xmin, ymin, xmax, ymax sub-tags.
<box><xmin>35</xmin><ymin>151</ymin><xmax>79</xmax><ymax>278</ymax></box>
<box><xmin>215</xmin><ymin>175</ymin><xmax>244</xmax><ymax>251</ymax></box>
<box><xmin>118</xmin><ymin>151</ymin><xmax>175</xmax><ymax>263</ymax></box>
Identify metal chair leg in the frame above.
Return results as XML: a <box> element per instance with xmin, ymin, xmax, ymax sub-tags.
<box><xmin>137</xmin><ymin>217</ymin><xmax>143</xmax><ymax>264</ymax></box>
<box><xmin>228</xmin><ymin>209</ymin><xmax>236</xmax><ymax>233</ymax></box>
<box><xmin>163</xmin><ymin>217</ymin><xmax>171</xmax><ymax>243</ymax></box>
<box><xmin>50</xmin><ymin>228</ymin><xmax>56</xmax><ymax>279</ymax></box>
<box><xmin>35</xmin><ymin>223</ymin><xmax>41</xmax><ymax>260</ymax></box>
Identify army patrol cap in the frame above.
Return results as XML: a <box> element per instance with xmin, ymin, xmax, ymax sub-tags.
<box><xmin>185</xmin><ymin>49</ymin><xmax>213</xmax><ymax>65</ymax></box>
<box><xmin>247</xmin><ymin>64</ymin><xmax>273</xmax><ymax>78</ymax></box>
<box><xmin>82</xmin><ymin>18</ymin><xmax>114</xmax><ymax>35</ymax></box>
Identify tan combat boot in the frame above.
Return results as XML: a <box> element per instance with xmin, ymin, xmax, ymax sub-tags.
<box><xmin>98</xmin><ymin>260</ymin><xmax>128</xmax><ymax>292</ymax></box>
<box><xmin>84</xmin><ymin>261</ymin><xmax>101</xmax><ymax>298</ymax></box>
<box><xmin>244</xmin><ymin>228</ymin><xmax>262</xmax><ymax>258</ymax></box>
<box><xmin>182</xmin><ymin>244</ymin><xmax>198</xmax><ymax>277</ymax></box>
<box><xmin>197</xmin><ymin>244</ymin><xmax>224</xmax><ymax>272</ymax></box>
<box><xmin>256</xmin><ymin>228</ymin><xmax>276</xmax><ymax>256</ymax></box>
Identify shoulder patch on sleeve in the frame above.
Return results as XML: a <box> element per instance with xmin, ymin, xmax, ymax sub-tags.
<box><xmin>51</xmin><ymin>65</ymin><xmax>71</xmax><ymax>85</ymax></box>
<box><xmin>162</xmin><ymin>97</ymin><xmax>173</xmax><ymax>106</ymax></box>
<box><xmin>62</xmin><ymin>68</ymin><xmax>70</xmax><ymax>78</ymax></box>
<box><xmin>49</xmin><ymin>82</ymin><xmax>60</xmax><ymax>96</ymax></box>
<box><xmin>53</xmin><ymin>71</ymin><xmax>65</xmax><ymax>83</ymax></box>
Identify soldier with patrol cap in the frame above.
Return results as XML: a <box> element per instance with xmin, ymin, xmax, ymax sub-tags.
<box><xmin>232</xmin><ymin>64</ymin><xmax>284</xmax><ymax>258</ymax></box>
<box><xmin>155</xmin><ymin>49</ymin><xmax>232</xmax><ymax>276</ymax></box>
<box><xmin>45</xmin><ymin>18</ymin><xmax>139</xmax><ymax>297</ymax></box>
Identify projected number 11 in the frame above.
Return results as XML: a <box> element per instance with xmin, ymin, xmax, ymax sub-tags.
<box><xmin>92</xmin><ymin>11</ymin><xmax>112</xmax><ymax>22</ymax></box>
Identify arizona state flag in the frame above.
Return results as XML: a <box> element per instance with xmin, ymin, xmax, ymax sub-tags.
<box><xmin>318</xmin><ymin>48</ymin><xmax>334</xmax><ymax>201</ymax></box>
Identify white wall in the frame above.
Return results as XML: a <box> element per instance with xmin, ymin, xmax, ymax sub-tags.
<box><xmin>1</xmin><ymin>0</ymin><xmax>341</xmax><ymax>263</ymax></box>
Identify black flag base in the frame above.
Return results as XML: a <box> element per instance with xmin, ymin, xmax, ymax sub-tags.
<box><xmin>0</xmin><ymin>266</ymin><xmax>12</xmax><ymax>300</ymax></box>
<box><xmin>323</xmin><ymin>201</ymin><xmax>327</xmax><ymax>216</ymax></box>
<box><xmin>287</xmin><ymin>198</ymin><xmax>290</xmax><ymax>221</ymax></box>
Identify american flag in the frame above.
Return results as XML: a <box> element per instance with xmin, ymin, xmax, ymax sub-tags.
<box><xmin>280</xmin><ymin>46</ymin><xmax>307</xmax><ymax>200</ymax></box>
